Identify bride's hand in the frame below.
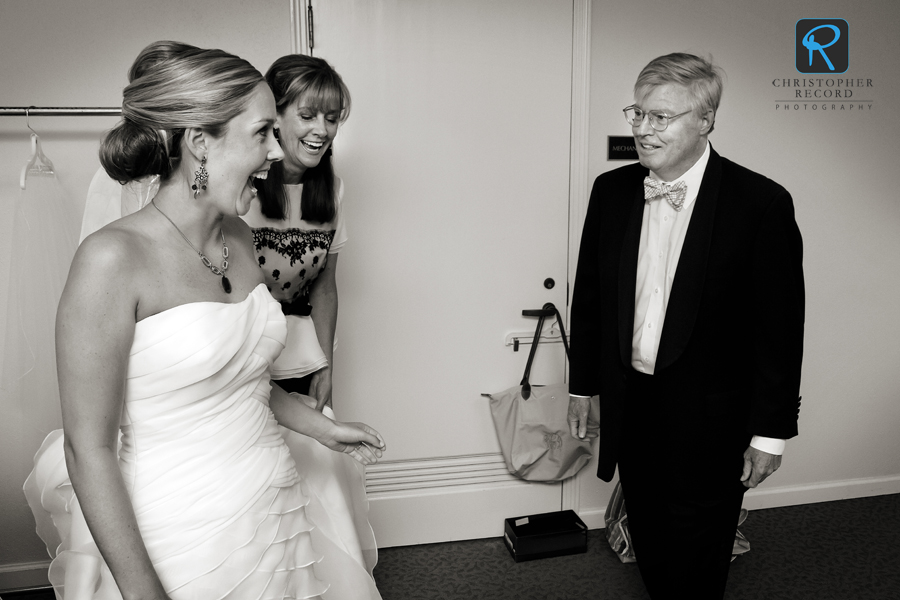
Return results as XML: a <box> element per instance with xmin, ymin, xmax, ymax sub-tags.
<box><xmin>322</xmin><ymin>421</ymin><xmax>386</xmax><ymax>465</ymax></box>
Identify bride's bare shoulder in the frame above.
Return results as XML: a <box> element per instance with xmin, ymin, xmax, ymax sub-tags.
<box><xmin>65</xmin><ymin>214</ymin><xmax>157</xmax><ymax>307</ymax></box>
<box><xmin>78</xmin><ymin>216</ymin><xmax>153</xmax><ymax>271</ymax></box>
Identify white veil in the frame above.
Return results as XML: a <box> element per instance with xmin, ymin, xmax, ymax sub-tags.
<box><xmin>80</xmin><ymin>168</ymin><xmax>159</xmax><ymax>243</ymax></box>
<box><xmin>0</xmin><ymin>174</ymin><xmax>78</xmax><ymax>460</ymax></box>
<box><xmin>0</xmin><ymin>166</ymin><xmax>156</xmax><ymax>471</ymax></box>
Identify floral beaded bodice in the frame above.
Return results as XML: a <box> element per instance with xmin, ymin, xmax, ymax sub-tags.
<box><xmin>252</xmin><ymin>227</ymin><xmax>335</xmax><ymax>301</ymax></box>
<box><xmin>241</xmin><ymin>179</ymin><xmax>346</xmax><ymax>304</ymax></box>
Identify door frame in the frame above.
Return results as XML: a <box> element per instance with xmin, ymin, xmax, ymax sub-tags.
<box><xmin>562</xmin><ymin>0</ymin><xmax>594</xmax><ymax>519</ymax></box>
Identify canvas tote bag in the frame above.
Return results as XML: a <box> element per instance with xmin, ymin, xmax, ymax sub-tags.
<box><xmin>484</xmin><ymin>304</ymin><xmax>598</xmax><ymax>482</ymax></box>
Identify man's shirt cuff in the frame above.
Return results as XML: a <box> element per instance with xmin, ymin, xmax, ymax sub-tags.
<box><xmin>750</xmin><ymin>435</ymin><xmax>785</xmax><ymax>455</ymax></box>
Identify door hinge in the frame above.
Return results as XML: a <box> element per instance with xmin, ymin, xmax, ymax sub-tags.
<box><xmin>307</xmin><ymin>0</ymin><xmax>315</xmax><ymax>54</ymax></box>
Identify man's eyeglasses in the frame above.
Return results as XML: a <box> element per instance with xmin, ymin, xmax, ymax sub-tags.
<box><xmin>623</xmin><ymin>105</ymin><xmax>692</xmax><ymax>132</ymax></box>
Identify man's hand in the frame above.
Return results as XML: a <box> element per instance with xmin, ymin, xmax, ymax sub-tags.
<box><xmin>568</xmin><ymin>396</ymin><xmax>591</xmax><ymax>439</ymax></box>
<box><xmin>740</xmin><ymin>446</ymin><xmax>782</xmax><ymax>488</ymax></box>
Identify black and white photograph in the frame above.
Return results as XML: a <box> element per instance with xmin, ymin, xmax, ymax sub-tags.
<box><xmin>0</xmin><ymin>1</ymin><xmax>897</xmax><ymax>599</ymax></box>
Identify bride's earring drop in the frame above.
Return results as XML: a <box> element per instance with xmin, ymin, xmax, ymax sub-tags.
<box><xmin>192</xmin><ymin>155</ymin><xmax>209</xmax><ymax>199</ymax></box>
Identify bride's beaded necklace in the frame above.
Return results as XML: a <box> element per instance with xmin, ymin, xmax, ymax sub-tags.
<box><xmin>151</xmin><ymin>199</ymin><xmax>232</xmax><ymax>294</ymax></box>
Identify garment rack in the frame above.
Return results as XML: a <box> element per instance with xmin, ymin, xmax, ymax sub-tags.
<box><xmin>0</xmin><ymin>107</ymin><xmax>121</xmax><ymax>117</ymax></box>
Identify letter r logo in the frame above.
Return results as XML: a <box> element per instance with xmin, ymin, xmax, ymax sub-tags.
<box><xmin>796</xmin><ymin>19</ymin><xmax>849</xmax><ymax>74</ymax></box>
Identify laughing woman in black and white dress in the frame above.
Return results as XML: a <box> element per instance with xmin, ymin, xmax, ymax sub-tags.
<box><xmin>245</xmin><ymin>54</ymin><xmax>349</xmax><ymax>408</ymax></box>
<box><xmin>242</xmin><ymin>54</ymin><xmax>382</xmax><ymax>580</ymax></box>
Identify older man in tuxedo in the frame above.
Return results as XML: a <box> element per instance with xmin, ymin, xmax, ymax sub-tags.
<box><xmin>567</xmin><ymin>53</ymin><xmax>804</xmax><ymax>599</ymax></box>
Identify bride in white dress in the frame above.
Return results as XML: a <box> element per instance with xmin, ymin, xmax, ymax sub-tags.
<box><xmin>23</xmin><ymin>42</ymin><xmax>385</xmax><ymax>600</ymax></box>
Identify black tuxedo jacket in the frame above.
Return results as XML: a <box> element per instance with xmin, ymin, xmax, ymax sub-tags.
<box><xmin>569</xmin><ymin>147</ymin><xmax>804</xmax><ymax>482</ymax></box>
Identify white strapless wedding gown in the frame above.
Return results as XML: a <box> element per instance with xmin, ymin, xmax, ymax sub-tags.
<box><xmin>24</xmin><ymin>284</ymin><xmax>381</xmax><ymax>600</ymax></box>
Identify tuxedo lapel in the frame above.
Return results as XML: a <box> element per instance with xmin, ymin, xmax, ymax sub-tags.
<box><xmin>617</xmin><ymin>180</ymin><xmax>646</xmax><ymax>367</ymax></box>
<box><xmin>655</xmin><ymin>149</ymin><xmax>723</xmax><ymax>371</ymax></box>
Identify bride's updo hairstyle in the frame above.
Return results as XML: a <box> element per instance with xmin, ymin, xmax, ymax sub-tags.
<box><xmin>127</xmin><ymin>40</ymin><xmax>200</xmax><ymax>82</ymax></box>
<box><xmin>100</xmin><ymin>41</ymin><xmax>264</xmax><ymax>184</ymax></box>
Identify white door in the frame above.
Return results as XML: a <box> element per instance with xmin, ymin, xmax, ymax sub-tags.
<box><xmin>311</xmin><ymin>1</ymin><xmax>575</xmax><ymax>546</ymax></box>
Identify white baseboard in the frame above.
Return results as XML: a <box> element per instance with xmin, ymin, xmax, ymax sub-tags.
<box><xmin>365</xmin><ymin>452</ymin><xmax>524</xmax><ymax>494</ymax></box>
<box><xmin>742</xmin><ymin>473</ymin><xmax>900</xmax><ymax>510</ymax></box>
<box><xmin>575</xmin><ymin>474</ymin><xmax>900</xmax><ymax>532</ymax></box>
<box><xmin>576</xmin><ymin>507</ymin><xmax>608</xmax><ymax>530</ymax></box>
<box><xmin>0</xmin><ymin>561</ymin><xmax>50</xmax><ymax>593</ymax></box>
<box><xmin>366</xmin><ymin>453</ymin><xmax>562</xmax><ymax>548</ymax></box>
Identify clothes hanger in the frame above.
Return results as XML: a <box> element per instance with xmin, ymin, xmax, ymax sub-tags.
<box><xmin>19</xmin><ymin>107</ymin><xmax>56</xmax><ymax>190</ymax></box>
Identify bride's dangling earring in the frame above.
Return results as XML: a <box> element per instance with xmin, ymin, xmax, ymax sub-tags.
<box><xmin>192</xmin><ymin>155</ymin><xmax>209</xmax><ymax>199</ymax></box>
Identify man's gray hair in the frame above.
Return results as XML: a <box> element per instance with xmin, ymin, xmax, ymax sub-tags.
<box><xmin>634</xmin><ymin>53</ymin><xmax>724</xmax><ymax>132</ymax></box>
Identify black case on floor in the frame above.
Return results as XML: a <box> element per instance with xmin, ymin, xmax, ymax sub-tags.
<box><xmin>503</xmin><ymin>509</ymin><xmax>588</xmax><ymax>562</ymax></box>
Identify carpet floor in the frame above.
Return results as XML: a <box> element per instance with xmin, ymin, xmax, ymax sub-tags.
<box><xmin>372</xmin><ymin>493</ymin><xmax>900</xmax><ymax>600</ymax></box>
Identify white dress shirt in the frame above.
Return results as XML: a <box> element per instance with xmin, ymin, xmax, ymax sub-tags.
<box><xmin>573</xmin><ymin>142</ymin><xmax>784</xmax><ymax>456</ymax></box>
<box><xmin>631</xmin><ymin>143</ymin><xmax>710</xmax><ymax>375</ymax></box>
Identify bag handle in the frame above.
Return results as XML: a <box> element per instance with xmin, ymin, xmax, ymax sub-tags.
<box><xmin>519</xmin><ymin>302</ymin><xmax>569</xmax><ymax>399</ymax></box>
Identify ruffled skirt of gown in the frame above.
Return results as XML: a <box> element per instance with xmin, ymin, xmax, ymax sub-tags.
<box><xmin>23</xmin><ymin>284</ymin><xmax>381</xmax><ymax>600</ymax></box>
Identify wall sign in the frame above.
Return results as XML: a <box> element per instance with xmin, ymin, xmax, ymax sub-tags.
<box><xmin>608</xmin><ymin>136</ymin><xmax>638</xmax><ymax>160</ymax></box>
